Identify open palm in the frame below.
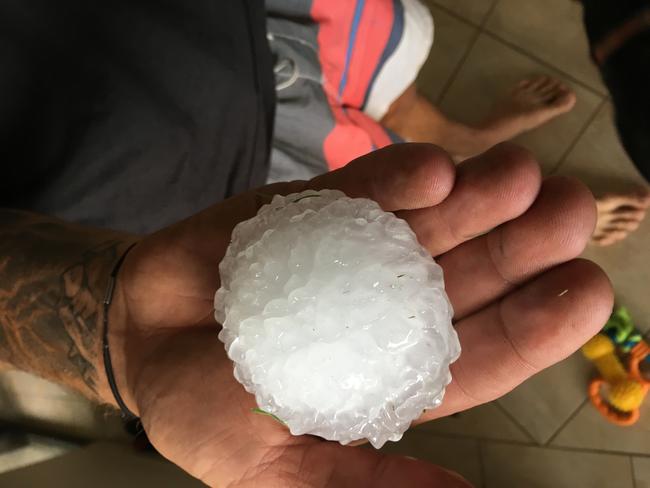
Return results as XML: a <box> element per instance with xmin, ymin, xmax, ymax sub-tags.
<box><xmin>109</xmin><ymin>143</ymin><xmax>613</xmax><ymax>487</ymax></box>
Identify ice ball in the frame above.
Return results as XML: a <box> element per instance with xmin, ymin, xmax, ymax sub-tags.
<box><xmin>215</xmin><ymin>189</ymin><xmax>460</xmax><ymax>448</ymax></box>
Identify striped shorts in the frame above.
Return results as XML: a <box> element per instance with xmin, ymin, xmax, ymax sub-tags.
<box><xmin>266</xmin><ymin>0</ymin><xmax>434</xmax><ymax>182</ymax></box>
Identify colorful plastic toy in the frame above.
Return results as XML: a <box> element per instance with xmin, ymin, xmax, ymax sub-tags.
<box><xmin>581</xmin><ymin>307</ymin><xmax>650</xmax><ymax>425</ymax></box>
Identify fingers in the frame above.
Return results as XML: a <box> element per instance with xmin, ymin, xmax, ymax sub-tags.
<box><xmin>309</xmin><ymin>143</ymin><xmax>456</xmax><ymax>211</ymax></box>
<box><xmin>398</xmin><ymin>143</ymin><xmax>541</xmax><ymax>256</ymax></box>
<box><xmin>439</xmin><ymin>176</ymin><xmax>597</xmax><ymax>318</ymax></box>
<box><xmin>179</xmin><ymin>143</ymin><xmax>455</xmax><ymax>260</ymax></box>
<box><xmin>420</xmin><ymin>258</ymin><xmax>613</xmax><ymax>421</ymax></box>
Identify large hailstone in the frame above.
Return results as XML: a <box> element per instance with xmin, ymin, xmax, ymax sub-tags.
<box><xmin>215</xmin><ymin>189</ymin><xmax>460</xmax><ymax>448</ymax></box>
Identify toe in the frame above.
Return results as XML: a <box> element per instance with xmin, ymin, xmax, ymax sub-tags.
<box><xmin>527</xmin><ymin>75</ymin><xmax>550</xmax><ymax>91</ymax></box>
<box><xmin>591</xmin><ymin>229</ymin><xmax>629</xmax><ymax>246</ymax></box>
<box><xmin>610</xmin><ymin>208</ymin><xmax>647</xmax><ymax>221</ymax></box>
<box><xmin>538</xmin><ymin>80</ymin><xmax>562</xmax><ymax>98</ymax></box>
<box><xmin>551</xmin><ymin>88</ymin><xmax>576</xmax><ymax>110</ymax></box>
<box><xmin>518</xmin><ymin>78</ymin><xmax>533</xmax><ymax>89</ymax></box>
<box><xmin>609</xmin><ymin>219</ymin><xmax>642</xmax><ymax>231</ymax></box>
<box><xmin>637</xmin><ymin>189</ymin><xmax>650</xmax><ymax>207</ymax></box>
<box><xmin>590</xmin><ymin>232</ymin><xmax>614</xmax><ymax>246</ymax></box>
<box><xmin>599</xmin><ymin>193</ymin><xmax>650</xmax><ymax>210</ymax></box>
<box><xmin>591</xmin><ymin>236</ymin><xmax>616</xmax><ymax>246</ymax></box>
<box><xmin>538</xmin><ymin>78</ymin><xmax>560</xmax><ymax>95</ymax></box>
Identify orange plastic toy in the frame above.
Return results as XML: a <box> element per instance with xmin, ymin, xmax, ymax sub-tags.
<box><xmin>581</xmin><ymin>307</ymin><xmax>650</xmax><ymax>426</ymax></box>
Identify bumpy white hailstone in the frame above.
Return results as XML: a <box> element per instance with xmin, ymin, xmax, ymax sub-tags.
<box><xmin>215</xmin><ymin>189</ymin><xmax>460</xmax><ymax>448</ymax></box>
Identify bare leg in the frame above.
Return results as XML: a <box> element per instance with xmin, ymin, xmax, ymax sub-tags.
<box><xmin>591</xmin><ymin>190</ymin><xmax>650</xmax><ymax>246</ymax></box>
<box><xmin>382</xmin><ymin>76</ymin><xmax>576</xmax><ymax>161</ymax></box>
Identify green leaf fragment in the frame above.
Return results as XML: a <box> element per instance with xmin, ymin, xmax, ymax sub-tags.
<box><xmin>251</xmin><ymin>407</ymin><xmax>287</xmax><ymax>425</ymax></box>
<box><xmin>603</xmin><ymin>306</ymin><xmax>636</xmax><ymax>344</ymax></box>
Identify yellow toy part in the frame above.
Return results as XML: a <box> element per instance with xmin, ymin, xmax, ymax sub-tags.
<box><xmin>582</xmin><ymin>331</ymin><xmax>650</xmax><ymax>426</ymax></box>
<box><xmin>609</xmin><ymin>379</ymin><xmax>646</xmax><ymax>412</ymax></box>
<box><xmin>581</xmin><ymin>333</ymin><xmax>627</xmax><ymax>382</ymax></box>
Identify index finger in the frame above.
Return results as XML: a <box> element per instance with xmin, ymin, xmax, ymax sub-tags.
<box><xmin>179</xmin><ymin>143</ymin><xmax>456</xmax><ymax>259</ymax></box>
<box><xmin>309</xmin><ymin>143</ymin><xmax>456</xmax><ymax>211</ymax></box>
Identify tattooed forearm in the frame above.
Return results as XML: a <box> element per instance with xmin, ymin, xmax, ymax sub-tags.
<box><xmin>0</xmin><ymin>209</ymin><xmax>136</xmax><ymax>400</ymax></box>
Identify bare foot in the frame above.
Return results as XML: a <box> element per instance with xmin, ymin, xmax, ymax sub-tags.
<box><xmin>382</xmin><ymin>77</ymin><xmax>576</xmax><ymax>162</ymax></box>
<box><xmin>481</xmin><ymin>75</ymin><xmax>577</xmax><ymax>139</ymax></box>
<box><xmin>591</xmin><ymin>190</ymin><xmax>650</xmax><ymax>246</ymax></box>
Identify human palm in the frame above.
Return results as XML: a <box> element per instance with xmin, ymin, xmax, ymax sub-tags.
<box><xmin>110</xmin><ymin>143</ymin><xmax>613</xmax><ymax>487</ymax></box>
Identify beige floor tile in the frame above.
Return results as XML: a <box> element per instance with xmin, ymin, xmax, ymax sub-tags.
<box><xmin>380</xmin><ymin>428</ymin><xmax>482</xmax><ymax>486</ymax></box>
<box><xmin>0</xmin><ymin>371</ymin><xmax>79</xmax><ymax>401</ymax></box>
<box><xmin>1</xmin><ymin>394</ymin><xmax>128</xmax><ymax>441</ymax></box>
<box><xmin>418</xmin><ymin>401</ymin><xmax>530</xmax><ymax>442</ymax></box>
<box><xmin>0</xmin><ymin>371</ymin><xmax>128</xmax><ymax>441</ymax></box>
<box><xmin>482</xmin><ymin>442</ymin><xmax>634</xmax><ymax>488</ymax></box>
<box><xmin>581</xmin><ymin>234</ymin><xmax>650</xmax><ymax>335</ymax></box>
<box><xmin>417</xmin><ymin>3</ymin><xmax>478</xmax><ymax>103</ymax></box>
<box><xmin>0</xmin><ymin>442</ymin><xmax>203</xmax><ymax>487</ymax></box>
<box><xmin>484</xmin><ymin>0</ymin><xmax>605</xmax><ymax>94</ymax></box>
<box><xmin>0</xmin><ymin>435</ymin><xmax>74</xmax><ymax>475</ymax></box>
<box><xmin>439</xmin><ymin>33</ymin><xmax>603</xmax><ymax>172</ymax></box>
<box><xmin>554</xmin><ymin>102</ymin><xmax>650</xmax><ymax>334</ymax></box>
<box><xmin>633</xmin><ymin>457</ymin><xmax>650</xmax><ymax>488</ymax></box>
<box><xmin>551</xmin><ymin>400</ymin><xmax>650</xmax><ymax>455</ymax></box>
<box><xmin>431</xmin><ymin>0</ymin><xmax>496</xmax><ymax>25</ymax></box>
<box><xmin>554</xmin><ymin>103</ymin><xmax>648</xmax><ymax>194</ymax></box>
<box><xmin>497</xmin><ymin>352</ymin><xmax>592</xmax><ymax>444</ymax></box>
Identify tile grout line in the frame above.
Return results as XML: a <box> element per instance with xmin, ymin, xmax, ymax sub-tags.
<box><xmin>428</xmin><ymin>1</ymin><xmax>483</xmax><ymax>29</ymax></box>
<box><xmin>419</xmin><ymin>428</ymin><xmax>650</xmax><ymax>459</ymax></box>
<box><xmin>417</xmin><ymin>429</ymin><xmax>536</xmax><ymax>447</ymax></box>
<box><xmin>631</xmin><ymin>456</ymin><xmax>638</xmax><ymax>488</ymax></box>
<box><xmin>527</xmin><ymin>442</ymin><xmax>650</xmax><ymax>461</ymax></box>
<box><xmin>549</xmin><ymin>97</ymin><xmax>608</xmax><ymax>175</ymax></box>
<box><xmin>494</xmin><ymin>401</ymin><xmax>538</xmax><ymax>445</ymax></box>
<box><xmin>430</xmin><ymin>0</ymin><xmax>606</xmax><ymax>97</ymax></box>
<box><xmin>544</xmin><ymin>397</ymin><xmax>588</xmax><ymax>446</ymax></box>
<box><xmin>433</xmin><ymin>26</ymin><xmax>482</xmax><ymax>105</ymax></box>
<box><xmin>433</xmin><ymin>0</ymin><xmax>499</xmax><ymax>105</ymax></box>
<box><xmin>479</xmin><ymin>29</ymin><xmax>607</xmax><ymax>99</ymax></box>
<box><xmin>430</xmin><ymin>0</ymin><xmax>607</xmax><ymax>116</ymax></box>
<box><xmin>483</xmin><ymin>0</ymin><xmax>502</xmax><ymax>28</ymax></box>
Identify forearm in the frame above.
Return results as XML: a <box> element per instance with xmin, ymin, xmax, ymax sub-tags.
<box><xmin>0</xmin><ymin>208</ymin><xmax>137</xmax><ymax>403</ymax></box>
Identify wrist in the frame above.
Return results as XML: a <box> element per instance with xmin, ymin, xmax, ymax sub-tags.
<box><xmin>97</xmin><ymin>242</ymin><xmax>141</xmax><ymax>417</ymax></box>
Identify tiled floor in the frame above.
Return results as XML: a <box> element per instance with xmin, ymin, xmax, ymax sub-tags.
<box><xmin>0</xmin><ymin>442</ymin><xmax>204</xmax><ymax>487</ymax></box>
<box><xmin>0</xmin><ymin>433</ymin><xmax>75</xmax><ymax>475</ymax></box>
<box><xmin>380</xmin><ymin>1</ymin><xmax>650</xmax><ymax>486</ymax></box>
<box><xmin>1</xmin><ymin>1</ymin><xmax>649</xmax><ymax>487</ymax></box>
<box><xmin>0</xmin><ymin>370</ymin><xmax>128</xmax><ymax>442</ymax></box>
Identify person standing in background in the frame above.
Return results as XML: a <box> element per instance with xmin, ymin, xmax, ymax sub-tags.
<box><xmin>267</xmin><ymin>0</ymin><xmax>649</xmax><ymax>245</ymax></box>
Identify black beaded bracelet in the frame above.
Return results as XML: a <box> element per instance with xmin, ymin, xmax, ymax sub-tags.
<box><xmin>103</xmin><ymin>242</ymin><xmax>139</xmax><ymax>422</ymax></box>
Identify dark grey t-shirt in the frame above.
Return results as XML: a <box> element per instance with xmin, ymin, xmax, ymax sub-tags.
<box><xmin>0</xmin><ymin>0</ymin><xmax>275</xmax><ymax>234</ymax></box>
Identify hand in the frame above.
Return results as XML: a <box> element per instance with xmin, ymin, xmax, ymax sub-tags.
<box><xmin>109</xmin><ymin>143</ymin><xmax>613</xmax><ymax>487</ymax></box>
